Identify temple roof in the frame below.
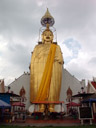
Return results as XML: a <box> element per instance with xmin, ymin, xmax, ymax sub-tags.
<box><xmin>0</xmin><ymin>79</ymin><xmax>4</xmax><ymax>85</ymax></box>
<box><xmin>19</xmin><ymin>86</ymin><xmax>26</xmax><ymax>96</ymax></box>
<box><xmin>91</xmin><ymin>81</ymin><xmax>96</xmax><ymax>89</ymax></box>
<box><xmin>67</xmin><ymin>87</ymin><xmax>73</xmax><ymax>95</ymax></box>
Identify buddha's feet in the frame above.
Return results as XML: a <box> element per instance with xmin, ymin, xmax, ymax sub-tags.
<box><xmin>48</xmin><ymin>104</ymin><xmax>55</xmax><ymax>112</ymax></box>
<box><xmin>39</xmin><ymin>104</ymin><xmax>45</xmax><ymax>112</ymax></box>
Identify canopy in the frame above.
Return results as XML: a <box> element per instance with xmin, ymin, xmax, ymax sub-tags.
<box><xmin>83</xmin><ymin>93</ymin><xmax>96</xmax><ymax>100</ymax></box>
<box><xmin>82</xmin><ymin>98</ymin><xmax>96</xmax><ymax>103</ymax></box>
<box><xmin>12</xmin><ymin>102</ymin><xmax>25</xmax><ymax>107</ymax></box>
<box><xmin>72</xmin><ymin>93</ymin><xmax>94</xmax><ymax>98</ymax></box>
<box><xmin>82</xmin><ymin>94</ymin><xmax>96</xmax><ymax>104</ymax></box>
<box><xmin>0</xmin><ymin>99</ymin><xmax>11</xmax><ymax>108</ymax></box>
<box><xmin>0</xmin><ymin>92</ymin><xmax>20</xmax><ymax>97</ymax></box>
<box><xmin>66</xmin><ymin>102</ymin><xmax>80</xmax><ymax>107</ymax></box>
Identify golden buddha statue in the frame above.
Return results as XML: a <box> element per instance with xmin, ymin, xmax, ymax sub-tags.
<box><xmin>30</xmin><ymin>9</ymin><xmax>63</xmax><ymax>112</ymax></box>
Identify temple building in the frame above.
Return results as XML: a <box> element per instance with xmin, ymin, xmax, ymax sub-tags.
<box><xmin>4</xmin><ymin>9</ymin><xmax>85</xmax><ymax>112</ymax></box>
<box><xmin>0</xmin><ymin>79</ymin><xmax>5</xmax><ymax>93</ymax></box>
<box><xmin>87</xmin><ymin>77</ymin><xmax>96</xmax><ymax>93</ymax></box>
<box><xmin>6</xmin><ymin>69</ymin><xmax>85</xmax><ymax>112</ymax></box>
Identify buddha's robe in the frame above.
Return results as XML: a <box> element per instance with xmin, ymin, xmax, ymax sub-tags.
<box><xmin>30</xmin><ymin>43</ymin><xmax>63</xmax><ymax>102</ymax></box>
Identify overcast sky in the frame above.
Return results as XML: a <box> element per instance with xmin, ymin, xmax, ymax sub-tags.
<box><xmin>0</xmin><ymin>0</ymin><xmax>96</xmax><ymax>86</ymax></box>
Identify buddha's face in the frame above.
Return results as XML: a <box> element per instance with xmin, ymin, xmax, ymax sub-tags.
<box><xmin>42</xmin><ymin>30</ymin><xmax>53</xmax><ymax>43</ymax></box>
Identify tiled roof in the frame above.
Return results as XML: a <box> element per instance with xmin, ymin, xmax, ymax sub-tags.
<box><xmin>66</xmin><ymin>87</ymin><xmax>72</xmax><ymax>95</ymax></box>
<box><xmin>91</xmin><ymin>82</ymin><xmax>96</xmax><ymax>89</ymax></box>
<box><xmin>0</xmin><ymin>79</ymin><xmax>5</xmax><ymax>93</ymax></box>
<box><xmin>0</xmin><ymin>79</ymin><xmax>3</xmax><ymax>84</ymax></box>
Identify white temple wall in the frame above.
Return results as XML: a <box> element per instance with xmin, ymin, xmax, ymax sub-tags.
<box><xmin>60</xmin><ymin>69</ymin><xmax>82</xmax><ymax>111</ymax></box>
<box><xmin>7</xmin><ymin>68</ymin><xmax>83</xmax><ymax>113</ymax></box>
<box><xmin>8</xmin><ymin>73</ymin><xmax>31</xmax><ymax>109</ymax></box>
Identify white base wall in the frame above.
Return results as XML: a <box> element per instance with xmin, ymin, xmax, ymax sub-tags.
<box><xmin>60</xmin><ymin>69</ymin><xmax>82</xmax><ymax>112</ymax></box>
<box><xmin>6</xmin><ymin>68</ymin><xmax>83</xmax><ymax>113</ymax></box>
<box><xmin>6</xmin><ymin>73</ymin><xmax>30</xmax><ymax>110</ymax></box>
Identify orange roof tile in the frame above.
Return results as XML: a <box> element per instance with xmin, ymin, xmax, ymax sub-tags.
<box><xmin>91</xmin><ymin>82</ymin><xmax>96</xmax><ymax>89</ymax></box>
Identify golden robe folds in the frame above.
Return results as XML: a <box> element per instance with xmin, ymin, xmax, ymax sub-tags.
<box><xmin>30</xmin><ymin>43</ymin><xmax>63</xmax><ymax>102</ymax></box>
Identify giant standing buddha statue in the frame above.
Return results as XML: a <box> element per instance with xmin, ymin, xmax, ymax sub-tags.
<box><xmin>30</xmin><ymin>9</ymin><xmax>64</xmax><ymax>112</ymax></box>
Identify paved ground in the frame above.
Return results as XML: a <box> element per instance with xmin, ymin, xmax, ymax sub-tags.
<box><xmin>1</xmin><ymin>118</ymin><xmax>96</xmax><ymax>127</ymax></box>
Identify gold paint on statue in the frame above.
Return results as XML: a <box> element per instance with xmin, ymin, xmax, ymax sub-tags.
<box><xmin>41</xmin><ymin>8</ymin><xmax>55</xmax><ymax>27</ymax></box>
<box><xmin>30</xmin><ymin>9</ymin><xmax>63</xmax><ymax>112</ymax></box>
<box><xmin>41</xmin><ymin>8</ymin><xmax>53</xmax><ymax>21</ymax></box>
<box><xmin>35</xmin><ymin>43</ymin><xmax>57</xmax><ymax>102</ymax></box>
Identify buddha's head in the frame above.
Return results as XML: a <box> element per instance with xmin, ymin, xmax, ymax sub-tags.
<box><xmin>42</xmin><ymin>28</ymin><xmax>53</xmax><ymax>44</ymax></box>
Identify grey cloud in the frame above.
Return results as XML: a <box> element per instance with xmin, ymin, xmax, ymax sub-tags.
<box><xmin>0</xmin><ymin>0</ymin><xmax>96</xmax><ymax>84</ymax></box>
<box><xmin>88</xmin><ymin>57</ymin><xmax>96</xmax><ymax>66</ymax></box>
<box><xmin>0</xmin><ymin>42</ymin><xmax>31</xmax><ymax>85</ymax></box>
<box><xmin>6</xmin><ymin>43</ymin><xmax>31</xmax><ymax>70</ymax></box>
<box><xmin>0</xmin><ymin>0</ymin><xmax>43</xmax><ymax>40</ymax></box>
<box><xmin>66</xmin><ymin>62</ymin><xmax>92</xmax><ymax>81</ymax></box>
<box><xmin>54</xmin><ymin>0</ymin><xmax>96</xmax><ymax>29</ymax></box>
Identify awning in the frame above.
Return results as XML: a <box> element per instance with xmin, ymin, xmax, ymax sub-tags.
<box><xmin>72</xmin><ymin>93</ymin><xmax>94</xmax><ymax>98</ymax></box>
<box><xmin>82</xmin><ymin>98</ymin><xmax>96</xmax><ymax>103</ymax></box>
<box><xmin>0</xmin><ymin>99</ymin><xmax>11</xmax><ymax>108</ymax></box>
<box><xmin>12</xmin><ymin>102</ymin><xmax>25</xmax><ymax>107</ymax></box>
<box><xmin>0</xmin><ymin>92</ymin><xmax>20</xmax><ymax>97</ymax></box>
<box><xmin>83</xmin><ymin>93</ymin><xmax>96</xmax><ymax>100</ymax></box>
<box><xmin>66</xmin><ymin>102</ymin><xmax>80</xmax><ymax>107</ymax></box>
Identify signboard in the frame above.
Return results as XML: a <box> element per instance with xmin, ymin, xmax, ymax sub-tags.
<box><xmin>79</xmin><ymin>107</ymin><xmax>93</xmax><ymax>119</ymax></box>
<box><xmin>0</xmin><ymin>94</ymin><xmax>10</xmax><ymax>104</ymax></box>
